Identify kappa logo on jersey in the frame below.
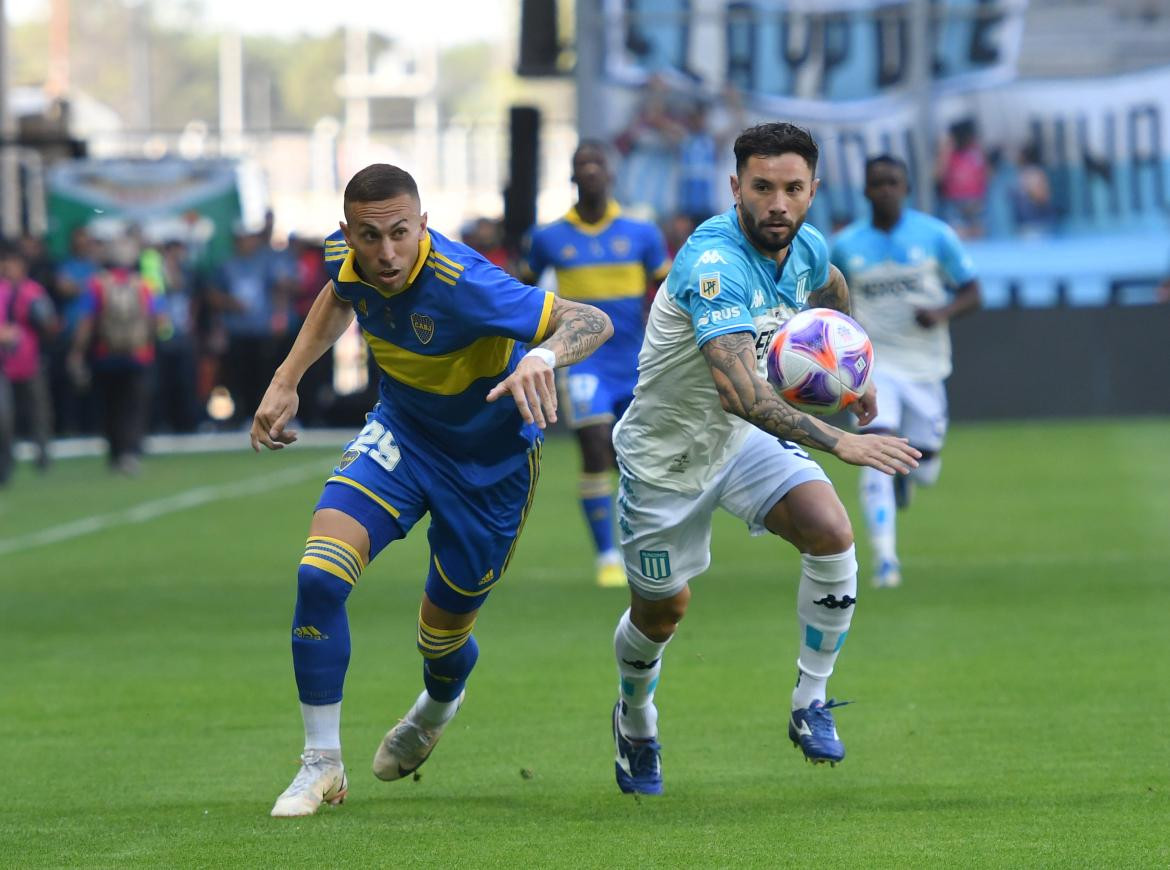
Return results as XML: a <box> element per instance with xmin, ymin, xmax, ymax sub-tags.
<box><xmin>699</xmin><ymin>272</ymin><xmax>721</xmax><ymax>299</ymax></box>
<box><xmin>696</xmin><ymin>249</ymin><xmax>728</xmax><ymax>265</ymax></box>
<box><xmin>639</xmin><ymin>550</ymin><xmax>671</xmax><ymax>580</ymax></box>
<box><xmin>795</xmin><ymin>270</ymin><xmax>811</xmax><ymax>304</ymax></box>
<box><xmin>410</xmin><ymin>313</ymin><xmax>435</xmax><ymax>344</ymax></box>
<box><xmin>751</xmin><ymin>289</ymin><xmax>765</xmax><ymax>309</ymax></box>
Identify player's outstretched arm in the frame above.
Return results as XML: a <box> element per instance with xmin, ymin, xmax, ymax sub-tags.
<box><xmin>485</xmin><ymin>297</ymin><xmax>613</xmax><ymax>429</ymax></box>
<box><xmin>251</xmin><ymin>281</ymin><xmax>355</xmax><ymax>452</ymax></box>
<box><xmin>806</xmin><ymin>264</ymin><xmax>852</xmax><ymax>315</ymax></box>
<box><xmin>701</xmin><ymin>331</ymin><xmax>920</xmax><ymax>474</ymax></box>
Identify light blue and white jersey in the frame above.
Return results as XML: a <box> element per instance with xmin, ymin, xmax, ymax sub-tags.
<box><xmin>613</xmin><ymin>207</ymin><xmax>830</xmax><ymax>495</ymax></box>
<box><xmin>831</xmin><ymin>208</ymin><xmax>976</xmax><ymax>381</ymax></box>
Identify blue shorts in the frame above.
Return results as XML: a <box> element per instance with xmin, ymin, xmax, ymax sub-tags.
<box><xmin>315</xmin><ymin>409</ymin><xmax>541</xmax><ymax>614</ymax></box>
<box><xmin>559</xmin><ymin>365</ymin><xmax>636</xmax><ymax>429</ymax></box>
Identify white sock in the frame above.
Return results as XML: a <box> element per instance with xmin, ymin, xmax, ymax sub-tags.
<box><xmin>860</xmin><ymin>466</ymin><xmax>898</xmax><ymax>565</ymax></box>
<box><xmin>793</xmin><ymin>547</ymin><xmax>858</xmax><ymax>711</ymax></box>
<box><xmin>409</xmin><ymin>689</ymin><xmax>461</xmax><ymax>729</ymax></box>
<box><xmin>301</xmin><ymin>701</ymin><xmax>342</xmax><ymax>751</ymax></box>
<box><xmin>614</xmin><ymin>608</ymin><xmax>669</xmax><ymax>739</ymax></box>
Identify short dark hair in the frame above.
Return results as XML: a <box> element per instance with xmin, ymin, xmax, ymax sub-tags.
<box><xmin>343</xmin><ymin>164</ymin><xmax>419</xmax><ymax>207</ymax></box>
<box><xmin>733</xmin><ymin>123</ymin><xmax>819</xmax><ymax>175</ymax></box>
<box><xmin>865</xmin><ymin>154</ymin><xmax>909</xmax><ymax>179</ymax></box>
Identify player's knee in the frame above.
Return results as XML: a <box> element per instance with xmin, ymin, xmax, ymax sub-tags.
<box><xmin>911</xmin><ymin>451</ymin><xmax>942</xmax><ymax>487</ymax></box>
<box><xmin>297</xmin><ymin>536</ymin><xmax>364</xmax><ymax>606</ymax></box>
<box><xmin>631</xmin><ymin>588</ymin><xmax>689</xmax><ymax>642</ymax></box>
<box><xmin>801</xmin><ymin>516</ymin><xmax>854</xmax><ymax>556</ymax></box>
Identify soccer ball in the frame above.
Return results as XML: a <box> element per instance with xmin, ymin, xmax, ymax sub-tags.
<box><xmin>766</xmin><ymin>308</ymin><xmax>874</xmax><ymax>415</ymax></box>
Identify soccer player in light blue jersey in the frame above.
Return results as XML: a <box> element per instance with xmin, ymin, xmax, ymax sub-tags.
<box><xmin>831</xmin><ymin>156</ymin><xmax>981</xmax><ymax>588</ymax></box>
<box><xmin>526</xmin><ymin>142</ymin><xmax>671</xmax><ymax>588</ymax></box>
<box><xmin>608</xmin><ymin>124</ymin><xmax>921</xmax><ymax>794</ymax></box>
<box><xmin>254</xmin><ymin>164</ymin><xmax>612</xmax><ymax>817</ymax></box>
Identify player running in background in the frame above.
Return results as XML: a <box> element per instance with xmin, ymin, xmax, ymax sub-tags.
<box><xmin>524</xmin><ymin>142</ymin><xmax>671</xmax><ymax>588</ymax></box>
<box><xmin>831</xmin><ymin>156</ymin><xmax>981</xmax><ymax>588</ymax></box>
<box><xmin>608</xmin><ymin>123</ymin><xmax>920</xmax><ymax>795</ymax></box>
<box><xmin>255</xmin><ymin>164</ymin><xmax>612</xmax><ymax>817</ymax></box>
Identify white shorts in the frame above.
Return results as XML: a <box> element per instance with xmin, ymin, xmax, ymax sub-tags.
<box><xmin>616</xmin><ymin>427</ymin><xmax>830</xmax><ymax>600</ymax></box>
<box><xmin>861</xmin><ymin>370</ymin><xmax>948</xmax><ymax>452</ymax></box>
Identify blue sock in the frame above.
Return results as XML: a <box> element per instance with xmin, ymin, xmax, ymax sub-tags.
<box><xmin>292</xmin><ymin>537</ymin><xmax>363</xmax><ymax>705</ymax></box>
<box><xmin>418</xmin><ymin>619</ymin><xmax>479</xmax><ymax>702</ymax></box>
<box><xmin>580</xmin><ymin>472</ymin><xmax>615</xmax><ymax>555</ymax></box>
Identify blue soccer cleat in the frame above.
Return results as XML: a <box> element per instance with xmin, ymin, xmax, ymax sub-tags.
<box><xmin>789</xmin><ymin>699</ymin><xmax>850</xmax><ymax>766</ymax></box>
<box><xmin>613</xmin><ymin>701</ymin><xmax>663</xmax><ymax>795</ymax></box>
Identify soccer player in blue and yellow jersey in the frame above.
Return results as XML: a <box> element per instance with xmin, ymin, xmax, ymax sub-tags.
<box><xmin>255</xmin><ymin>164</ymin><xmax>612</xmax><ymax>817</ymax></box>
<box><xmin>525</xmin><ymin>142</ymin><xmax>671</xmax><ymax>588</ymax></box>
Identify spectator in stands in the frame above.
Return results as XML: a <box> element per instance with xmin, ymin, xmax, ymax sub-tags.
<box><xmin>936</xmin><ymin>118</ymin><xmax>990</xmax><ymax>239</ymax></box>
<box><xmin>613</xmin><ymin>72</ymin><xmax>689</xmax><ymax>215</ymax></box>
<box><xmin>462</xmin><ymin>218</ymin><xmax>512</xmax><ymax>273</ymax></box>
<box><xmin>52</xmin><ymin>226</ymin><xmax>102</xmax><ymax>435</ymax></box>
<box><xmin>287</xmin><ymin>234</ymin><xmax>333</xmax><ymax>427</ymax></box>
<box><xmin>677</xmin><ymin>99</ymin><xmax>719</xmax><ymax>224</ymax></box>
<box><xmin>0</xmin><ymin>242</ymin><xmax>57</xmax><ymax>474</ymax></box>
<box><xmin>153</xmin><ymin>239</ymin><xmax>201</xmax><ymax>434</ymax></box>
<box><xmin>68</xmin><ymin>242</ymin><xmax>160</xmax><ymax>475</ymax></box>
<box><xmin>1010</xmin><ymin>142</ymin><xmax>1057</xmax><ymax>238</ymax></box>
<box><xmin>205</xmin><ymin>223</ymin><xmax>296</xmax><ymax>426</ymax></box>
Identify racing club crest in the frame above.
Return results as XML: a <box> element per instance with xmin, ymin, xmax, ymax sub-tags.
<box><xmin>699</xmin><ymin>272</ymin><xmax>721</xmax><ymax>300</ymax></box>
<box><xmin>410</xmin><ymin>313</ymin><xmax>435</xmax><ymax>344</ymax></box>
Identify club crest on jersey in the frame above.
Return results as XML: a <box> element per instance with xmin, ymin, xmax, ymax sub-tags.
<box><xmin>794</xmin><ymin>270</ymin><xmax>811</xmax><ymax>304</ymax></box>
<box><xmin>612</xmin><ymin>237</ymin><xmax>631</xmax><ymax>257</ymax></box>
<box><xmin>639</xmin><ymin>549</ymin><xmax>671</xmax><ymax>580</ymax></box>
<box><xmin>699</xmin><ymin>272</ymin><xmax>721</xmax><ymax>299</ymax></box>
<box><xmin>411</xmin><ymin>313</ymin><xmax>435</xmax><ymax>344</ymax></box>
<box><xmin>337</xmin><ymin>448</ymin><xmax>361</xmax><ymax>471</ymax></box>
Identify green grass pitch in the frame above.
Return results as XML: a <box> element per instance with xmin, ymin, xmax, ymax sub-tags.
<box><xmin>2</xmin><ymin>419</ymin><xmax>1168</xmax><ymax>867</ymax></box>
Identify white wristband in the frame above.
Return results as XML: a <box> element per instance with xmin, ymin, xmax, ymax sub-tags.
<box><xmin>524</xmin><ymin>347</ymin><xmax>557</xmax><ymax>369</ymax></box>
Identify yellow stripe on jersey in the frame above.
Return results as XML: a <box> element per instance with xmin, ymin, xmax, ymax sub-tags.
<box><xmin>533</xmin><ymin>291</ymin><xmax>555</xmax><ymax>342</ymax></box>
<box><xmin>362</xmin><ymin>329</ymin><xmax>515</xmax><ymax>396</ymax></box>
<box><xmin>426</xmin><ymin>256</ymin><xmax>461</xmax><ymax>281</ymax></box>
<box><xmin>429</xmin><ymin>249</ymin><xmax>465</xmax><ymax>274</ymax></box>
<box><xmin>563</xmin><ymin>200</ymin><xmax>622</xmax><ymax>236</ymax></box>
<box><xmin>554</xmin><ymin>262</ymin><xmax>647</xmax><ymax>301</ymax></box>
<box><xmin>325</xmin><ymin>475</ymin><xmax>401</xmax><ymax>518</ymax></box>
<box><xmin>337</xmin><ymin>233</ymin><xmax>433</xmax><ymax>297</ymax></box>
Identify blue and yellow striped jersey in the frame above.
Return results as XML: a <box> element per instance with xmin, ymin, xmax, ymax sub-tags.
<box><xmin>526</xmin><ymin>202</ymin><xmax>669</xmax><ymax>380</ymax></box>
<box><xmin>324</xmin><ymin>228</ymin><xmax>554</xmax><ymax>482</ymax></box>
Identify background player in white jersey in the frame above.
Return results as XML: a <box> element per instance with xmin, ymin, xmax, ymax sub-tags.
<box><xmin>608</xmin><ymin>123</ymin><xmax>921</xmax><ymax>794</ymax></box>
<box><xmin>831</xmin><ymin>156</ymin><xmax>981</xmax><ymax>588</ymax></box>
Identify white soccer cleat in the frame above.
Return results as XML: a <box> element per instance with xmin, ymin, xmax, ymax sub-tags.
<box><xmin>873</xmin><ymin>559</ymin><xmax>902</xmax><ymax>588</ymax></box>
<box><xmin>372</xmin><ymin>691</ymin><xmax>464</xmax><ymax>781</ymax></box>
<box><xmin>270</xmin><ymin>749</ymin><xmax>348</xmax><ymax>817</ymax></box>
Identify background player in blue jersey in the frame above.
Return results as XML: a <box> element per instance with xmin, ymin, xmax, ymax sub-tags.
<box><xmin>525</xmin><ymin>142</ymin><xmax>671</xmax><ymax>588</ymax></box>
<box><xmin>608</xmin><ymin>124</ymin><xmax>921</xmax><ymax>795</ymax></box>
<box><xmin>831</xmin><ymin>156</ymin><xmax>981</xmax><ymax>588</ymax></box>
<box><xmin>253</xmin><ymin>164</ymin><xmax>612</xmax><ymax>817</ymax></box>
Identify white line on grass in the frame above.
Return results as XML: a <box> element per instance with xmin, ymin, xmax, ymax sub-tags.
<box><xmin>0</xmin><ymin>461</ymin><xmax>327</xmax><ymax>557</ymax></box>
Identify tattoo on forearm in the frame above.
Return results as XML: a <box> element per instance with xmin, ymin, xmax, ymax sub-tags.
<box><xmin>702</xmin><ymin>332</ymin><xmax>840</xmax><ymax>452</ymax></box>
<box><xmin>543</xmin><ymin>299</ymin><xmax>611</xmax><ymax>366</ymax></box>
<box><xmin>807</xmin><ymin>264</ymin><xmax>852</xmax><ymax>315</ymax></box>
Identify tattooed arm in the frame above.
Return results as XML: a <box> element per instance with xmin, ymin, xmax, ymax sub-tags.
<box><xmin>806</xmin><ymin>263</ymin><xmax>851</xmax><ymax>315</ymax></box>
<box><xmin>701</xmin><ymin>331</ymin><xmax>920</xmax><ymax>473</ymax></box>
<box><xmin>485</xmin><ymin>297</ymin><xmax>613</xmax><ymax>429</ymax></box>
<box><xmin>535</xmin><ymin>297</ymin><xmax>614</xmax><ymax>367</ymax></box>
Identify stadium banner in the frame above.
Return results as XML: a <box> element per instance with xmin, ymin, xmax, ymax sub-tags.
<box><xmin>603</xmin><ymin>0</ymin><xmax>1029</xmax><ymax>117</ymax></box>
<box><xmin>964</xmin><ymin>65</ymin><xmax>1170</xmax><ymax>228</ymax></box>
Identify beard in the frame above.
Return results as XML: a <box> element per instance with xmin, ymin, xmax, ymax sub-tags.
<box><xmin>739</xmin><ymin>206</ymin><xmax>803</xmax><ymax>253</ymax></box>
